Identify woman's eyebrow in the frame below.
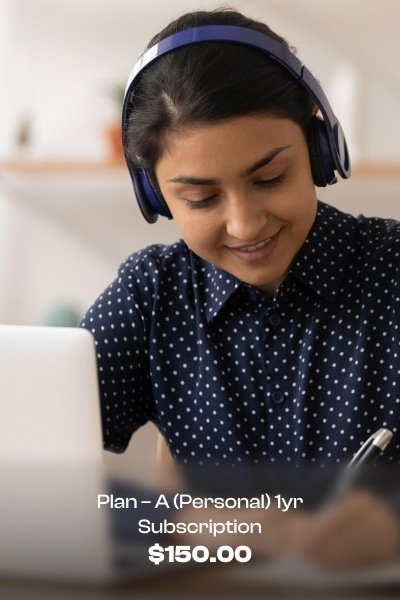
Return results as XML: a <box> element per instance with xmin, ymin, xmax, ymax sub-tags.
<box><xmin>166</xmin><ymin>175</ymin><xmax>218</xmax><ymax>186</ymax></box>
<box><xmin>166</xmin><ymin>145</ymin><xmax>292</xmax><ymax>186</ymax></box>
<box><xmin>244</xmin><ymin>145</ymin><xmax>292</xmax><ymax>176</ymax></box>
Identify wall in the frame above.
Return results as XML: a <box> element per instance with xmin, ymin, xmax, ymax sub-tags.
<box><xmin>2</xmin><ymin>0</ymin><xmax>261</xmax><ymax>159</ymax></box>
<box><xmin>1</xmin><ymin>0</ymin><xmax>400</xmax><ymax>162</ymax></box>
<box><xmin>0</xmin><ymin>169</ymin><xmax>179</xmax><ymax>325</ymax></box>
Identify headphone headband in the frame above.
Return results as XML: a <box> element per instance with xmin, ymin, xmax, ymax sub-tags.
<box><xmin>122</xmin><ymin>25</ymin><xmax>350</xmax><ymax>222</ymax></box>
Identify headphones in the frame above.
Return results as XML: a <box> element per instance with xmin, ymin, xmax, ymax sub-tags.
<box><xmin>122</xmin><ymin>25</ymin><xmax>351</xmax><ymax>223</ymax></box>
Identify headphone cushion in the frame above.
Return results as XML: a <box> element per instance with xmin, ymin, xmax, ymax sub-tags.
<box><xmin>139</xmin><ymin>169</ymin><xmax>172</xmax><ymax>219</ymax></box>
<box><xmin>308</xmin><ymin>117</ymin><xmax>328</xmax><ymax>188</ymax></box>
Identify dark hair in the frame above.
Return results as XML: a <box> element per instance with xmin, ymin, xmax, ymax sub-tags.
<box><xmin>125</xmin><ymin>8</ymin><xmax>315</xmax><ymax>174</ymax></box>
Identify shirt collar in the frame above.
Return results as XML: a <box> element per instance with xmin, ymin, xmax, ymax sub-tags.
<box><xmin>288</xmin><ymin>200</ymin><xmax>357</xmax><ymax>302</ymax></box>
<box><xmin>192</xmin><ymin>255</ymin><xmax>242</xmax><ymax>323</ymax></box>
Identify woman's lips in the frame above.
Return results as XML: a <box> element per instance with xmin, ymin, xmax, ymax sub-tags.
<box><xmin>227</xmin><ymin>230</ymin><xmax>281</xmax><ymax>263</ymax></box>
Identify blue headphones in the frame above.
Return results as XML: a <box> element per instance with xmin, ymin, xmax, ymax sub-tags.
<box><xmin>122</xmin><ymin>25</ymin><xmax>351</xmax><ymax>223</ymax></box>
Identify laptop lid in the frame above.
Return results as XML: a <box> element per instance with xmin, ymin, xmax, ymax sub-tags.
<box><xmin>0</xmin><ymin>325</ymin><xmax>115</xmax><ymax>581</ymax></box>
<box><xmin>0</xmin><ymin>324</ymin><xmax>103</xmax><ymax>465</ymax></box>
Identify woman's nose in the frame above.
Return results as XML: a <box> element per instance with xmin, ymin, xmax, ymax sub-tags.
<box><xmin>225</xmin><ymin>196</ymin><xmax>268</xmax><ymax>241</ymax></box>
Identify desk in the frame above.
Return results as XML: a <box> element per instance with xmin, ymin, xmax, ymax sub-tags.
<box><xmin>2</xmin><ymin>562</ymin><xmax>400</xmax><ymax>600</ymax></box>
<box><xmin>3</xmin><ymin>467</ymin><xmax>400</xmax><ymax>599</ymax></box>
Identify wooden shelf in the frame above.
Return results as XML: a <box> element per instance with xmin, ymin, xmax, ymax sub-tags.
<box><xmin>1</xmin><ymin>159</ymin><xmax>400</xmax><ymax>178</ymax></box>
<box><xmin>351</xmin><ymin>163</ymin><xmax>400</xmax><ymax>177</ymax></box>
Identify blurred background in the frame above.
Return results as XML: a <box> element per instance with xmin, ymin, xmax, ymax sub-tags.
<box><xmin>0</xmin><ymin>0</ymin><xmax>399</xmax><ymax>480</ymax></box>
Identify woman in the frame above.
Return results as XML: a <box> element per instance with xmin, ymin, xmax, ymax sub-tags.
<box><xmin>81</xmin><ymin>8</ymin><xmax>400</xmax><ymax>567</ymax></box>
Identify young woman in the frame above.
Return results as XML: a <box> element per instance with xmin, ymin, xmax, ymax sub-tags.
<box><xmin>81</xmin><ymin>9</ymin><xmax>400</xmax><ymax>567</ymax></box>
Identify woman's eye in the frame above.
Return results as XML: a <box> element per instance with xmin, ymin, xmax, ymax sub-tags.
<box><xmin>181</xmin><ymin>173</ymin><xmax>286</xmax><ymax>209</ymax></box>
<box><xmin>255</xmin><ymin>173</ymin><xmax>286</xmax><ymax>187</ymax></box>
<box><xmin>184</xmin><ymin>196</ymin><xmax>217</xmax><ymax>210</ymax></box>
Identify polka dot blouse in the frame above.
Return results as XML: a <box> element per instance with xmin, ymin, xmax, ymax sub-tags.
<box><xmin>80</xmin><ymin>201</ymin><xmax>400</xmax><ymax>466</ymax></box>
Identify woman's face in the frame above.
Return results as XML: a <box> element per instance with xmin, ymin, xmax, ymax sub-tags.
<box><xmin>155</xmin><ymin>115</ymin><xmax>317</xmax><ymax>295</ymax></box>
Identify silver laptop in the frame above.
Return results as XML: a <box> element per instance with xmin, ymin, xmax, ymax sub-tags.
<box><xmin>0</xmin><ymin>325</ymin><xmax>154</xmax><ymax>584</ymax></box>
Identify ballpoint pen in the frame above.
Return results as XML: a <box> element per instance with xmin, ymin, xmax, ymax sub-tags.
<box><xmin>325</xmin><ymin>428</ymin><xmax>393</xmax><ymax>505</ymax></box>
<box><xmin>346</xmin><ymin>427</ymin><xmax>393</xmax><ymax>472</ymax></box>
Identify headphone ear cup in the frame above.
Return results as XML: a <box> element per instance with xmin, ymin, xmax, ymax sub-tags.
<box><xmin>307</xmin><ymin>116</ymin><xmax>336</xmax><ymax>188</ymax></box>
<box><xmin>129</xmin><ymin>167</ymin><xmax>158</xmax><ymax>223</ymax></box>
<box><xmin>139</xmin><ymin>169</ymin><xmax>172</xmax><ymax>219</ymax></box>
<box><xmin>129</xmin><ymin>167</ymin><xmax>172</xmax><ymax>223</ymax></box>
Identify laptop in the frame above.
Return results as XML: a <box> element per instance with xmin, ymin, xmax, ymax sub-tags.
<box><xmin>0</xmin><ymin>325</ymin><xmax>160</xmax><ymax>584</ymax></box>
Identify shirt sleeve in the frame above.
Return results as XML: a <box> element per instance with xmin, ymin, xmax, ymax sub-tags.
<box><xmin>79</xmin><ymin>263</ymin><xmax>155</xmax><ymax>453</ymax></box>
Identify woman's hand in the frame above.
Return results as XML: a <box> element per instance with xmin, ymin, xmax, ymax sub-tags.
<box><xmin>173</xmin><ymin>490</ymin><xmax>400</xmax><ymax>570</ymax></box>
<box><xmin>280</xmin><ymin>490</ymin><xmax>400</xmax><ymax>570</ymax></box>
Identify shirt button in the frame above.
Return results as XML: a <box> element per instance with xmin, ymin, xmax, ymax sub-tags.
<box><xmin>271</xmin><ymin>391</ymin><xmax>285</xmax><ymax>405</ymax></box>
<box><xmin>268</xmin><ymin>313</ymin><xmax>281</xmax><ymax>327</ymax></box>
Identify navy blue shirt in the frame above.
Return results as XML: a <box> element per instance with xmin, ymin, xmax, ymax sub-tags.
<box><xmin>80</xmin><ymin>201</ymin><xmax>400</xmax><ymax>466</ymax></box>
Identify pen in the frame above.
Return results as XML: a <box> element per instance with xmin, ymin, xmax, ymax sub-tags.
<box><xmin>346</xmin><ymin>427</ymin><xmax>393</xmax><ymax>471</ymax></box>
<box><xmin>324</xmin><ymin>428</ymin><xmax>393</xmax><ymax>506</ymax></box>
